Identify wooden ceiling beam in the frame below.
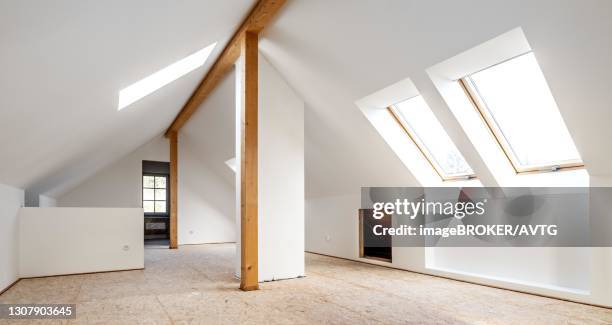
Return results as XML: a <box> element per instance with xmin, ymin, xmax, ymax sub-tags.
<box><xmin>164</xmin><ymin>0</ymin><xmax>286</xmax><ymax>136</ymax></box>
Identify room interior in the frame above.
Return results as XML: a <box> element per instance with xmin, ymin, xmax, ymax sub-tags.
<box><xmin>1</xmin><ymin>0</ymin><xmax>612</xmax><ymax>323</ymax></box>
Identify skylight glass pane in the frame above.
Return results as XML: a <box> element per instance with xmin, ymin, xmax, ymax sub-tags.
<box><xmin>466</xmin><ymin>52</ymin><xmax>581</xmax><ymax>168</ymax></box>
<box><xmin>118</xmin><ymin>42</ymin><xmax>217</xmax><ymax>110</ymax></box>
<box><xmin>395</xmin><ymin>96</ymin><xmax>474</xmax><ymax>177</ymax></box>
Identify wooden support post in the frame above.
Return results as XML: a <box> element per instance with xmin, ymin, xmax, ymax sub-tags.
<box><xmin>169</xmin><ymin>131</ymin><xmax>178</xmax><ymax>249</ymax></box>
<box><xmin>240</xmin><ymin>31</ymin><xmax>258</xmax><ymax>291</ymax></box>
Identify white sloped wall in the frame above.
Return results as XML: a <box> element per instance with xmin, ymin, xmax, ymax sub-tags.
<box><xmin>235</xmin><ymin>53</ymin><xmax>305</xmax><ymax>282</ymax></box>
<box><xmin>0</xmin><ymin>184</ymin><xmax>24</xmax><ymax>292</ymax></box>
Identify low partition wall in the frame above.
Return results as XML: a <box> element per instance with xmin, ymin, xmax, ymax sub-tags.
<box><xmin>19</xmin><ymin>208</ymin><xmax>144</xmax><ymax>278</ymax></box>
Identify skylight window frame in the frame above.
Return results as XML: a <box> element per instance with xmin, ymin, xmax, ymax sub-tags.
<box><xmin>387</xmin><ymin>104</ymin><xmax>476</xmax><ymax>181</ymax></box>
<box><xmin>458</xmin><ymin>53</ymin><xmax>584</xmax><ymax>174</ymax></box>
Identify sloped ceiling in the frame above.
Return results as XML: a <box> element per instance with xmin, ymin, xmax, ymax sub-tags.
<box><xmin>3</xmin><ymin>0</ymin><xmax>612</xmax><ymax>199</ymax></box>
<box><xmin>260</xmin><ymin>0</ymin><xmax>612</xmax><ymax>197</ymax></box>
<box><xmin>0</xmin><ymin>0</ymin><xmax>254</xmax><ymax>196</ymax></box>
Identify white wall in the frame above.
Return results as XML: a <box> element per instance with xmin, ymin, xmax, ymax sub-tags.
<box><xmin>304</xmin><ymin>188</ymin><xmax>612</xmax><ymax>306</ymax></box>
<box><xmin>38</xmin><ymin>195</ymin><xmax>57</xmax><ymax>207</ymax></box>
<box><xmin>58</xmin><ymin>136</ymin><xmax>169</xmax><ymax>207</ymax></box>
<box><xmin>586</xmin><ymin>176</ymin><xmax>612</xmax><ymax>307</ymax></box>
<box><xmin>429</xmin><ymin>248</ymin><xmax>590</xmax><ymax>292</ymax></box>
<box><xmin>261</xmin><ymin>0</ymin><xmax>612</xmax><ymax>307</ymax></box>
<box><xmin>0</xmin><ymin>184</ymin><xmax>24</xmax><ymax>292</ymax></box>
<box><xmin>179</xmin><ymin>68</ymin><xmax>236</xmax><ymax>245</ymax></box>
<box><xmin>258</xmin><ymin>54</ymin><xmax>305</xmax><ymax>281</ymax></box>
<box><xmin>58</xmin><ymin>84</ymin><xmax>239</xmax><ymax>246</ymax></box>
<box><xmin>235</xmin><ymin>54</ymin><xmax>305</xmax><ymax>282</ymax></box>
<box><xmin>179</xmin><ymin>136</ymin><xmax>236</xmax><ymax>244</ymax></box>
<box><xmin>19</xmin><ymin>207</ymin><xmax>144</xmax><ymax>277</ymax></box>
<box><xmin>306</xmin><ymin>194</ymin><xmax>360</xmax><ymax>259</ymax></box>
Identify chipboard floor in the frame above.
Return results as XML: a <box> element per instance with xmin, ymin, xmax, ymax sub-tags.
<box><xmin>1</xmin><ymin>243</ymin><xmax>610</xmax><ymax>324</ymax></box>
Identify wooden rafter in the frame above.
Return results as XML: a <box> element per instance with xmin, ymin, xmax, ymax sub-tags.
<box><xmin>164</xmin><ymin>0</ymin><xmax>286</xmax><ymax>136</ymax></box>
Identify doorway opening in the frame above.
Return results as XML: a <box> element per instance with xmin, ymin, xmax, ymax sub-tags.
<box><xmin>142</xmin><ymin>160</ymin><xmax>170</xmax><ymax>248</ymax></box>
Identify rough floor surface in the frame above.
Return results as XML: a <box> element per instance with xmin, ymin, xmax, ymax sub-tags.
<box><xmin>1</xmin><ymin>244</ymin><xmax>610</xmax><ymax>324</ymax></box>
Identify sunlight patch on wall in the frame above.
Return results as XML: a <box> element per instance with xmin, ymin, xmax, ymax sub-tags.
<box><xmin>118</xmin><ymin>42</ymin><xmax>217</xmax><ymax>110</ymax></box>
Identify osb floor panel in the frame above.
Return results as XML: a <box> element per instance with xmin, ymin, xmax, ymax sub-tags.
<box><xmin>1</xmin><ymin>244</ymin><xmax>611</xmax><ymax>324</ymax></box>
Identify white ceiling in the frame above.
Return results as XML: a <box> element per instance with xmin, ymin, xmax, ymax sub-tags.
<box><xmin>2</xmin><ymin>0</ymin><xmax>612</xmax><ymax>199</ymax></box>
<box><xmin>260</xmin><ymin>0</ymin><xmax>612</xmax><ymax>196</ymax></box>
<box><xmin>0</xmin><ymin>0</ymin><xmax>254</xmax><ymax>196</ymax></box>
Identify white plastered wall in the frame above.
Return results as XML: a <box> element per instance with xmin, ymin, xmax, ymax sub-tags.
<box><xmin>58</xmin><ymin>91</ymin><xmax>238</xmax><ymax>246</ymax></box>
<box><xmin>235</xmin><ymin>53</ymin><xmax>305</xmax><ymax>282</ymax></box>
<box><xmin>38</xmin><ymin>195</ymin><xmax>57</xmax><ymax>207</ymax></box>
<box><xmin>0</xmin><ymin>184</ymin><xmax>24</xmax><ymax>292</ymax></box>
<box><xmin>178</xmin><ymin>68</ymin><xmax>236</xmax><ymax>245</ymax></box>
<box><xmin>58</xmin><ymin>136</ymin><xmax>169</xmax><ymax>207</ymax></box>
<box><xmin>19</xmin><ymin>208</ymin><xmax>144</xmax><ymax>277</ymax></box>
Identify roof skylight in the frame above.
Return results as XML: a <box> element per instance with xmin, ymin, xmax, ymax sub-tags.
<box><xmin>118</xmin><ymin>42</ymin><xmax>217</xmax><ymax>110</ymax></box>
<box><xmin>461</xmin><ymin>52</ymin><xmax>583</xmax><ymax>172</ymax></box>
<box><xmin>389</xmin><ymin>95</ymin><xmax>475</xmax><ymax>180</ymax></box>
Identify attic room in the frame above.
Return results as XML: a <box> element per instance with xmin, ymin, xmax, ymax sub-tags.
<box><xmin>1</xmin><ymin>0</ymin><xmax>611</xmax><ymax>323</ymax></box>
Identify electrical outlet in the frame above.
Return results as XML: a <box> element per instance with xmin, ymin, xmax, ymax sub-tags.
<box><xmin>123</xmin><ymin>245</ymin><xmax>130</xmax><ymax>251</ymax></box>
<box><xmin>325</xmin><ymin>235</ymin><xmax>331</xmax><ymax>242</ymax></box>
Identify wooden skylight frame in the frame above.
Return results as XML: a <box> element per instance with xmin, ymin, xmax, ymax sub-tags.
<box><xmin>458</xmin><ymin>69</ymin><xmax>584</xmax><ymax>174</ymax></box>
<box><xmin>387</xmin><ymin>105</ymin><xmax>476</xmax><ymax>181</ymax></box>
